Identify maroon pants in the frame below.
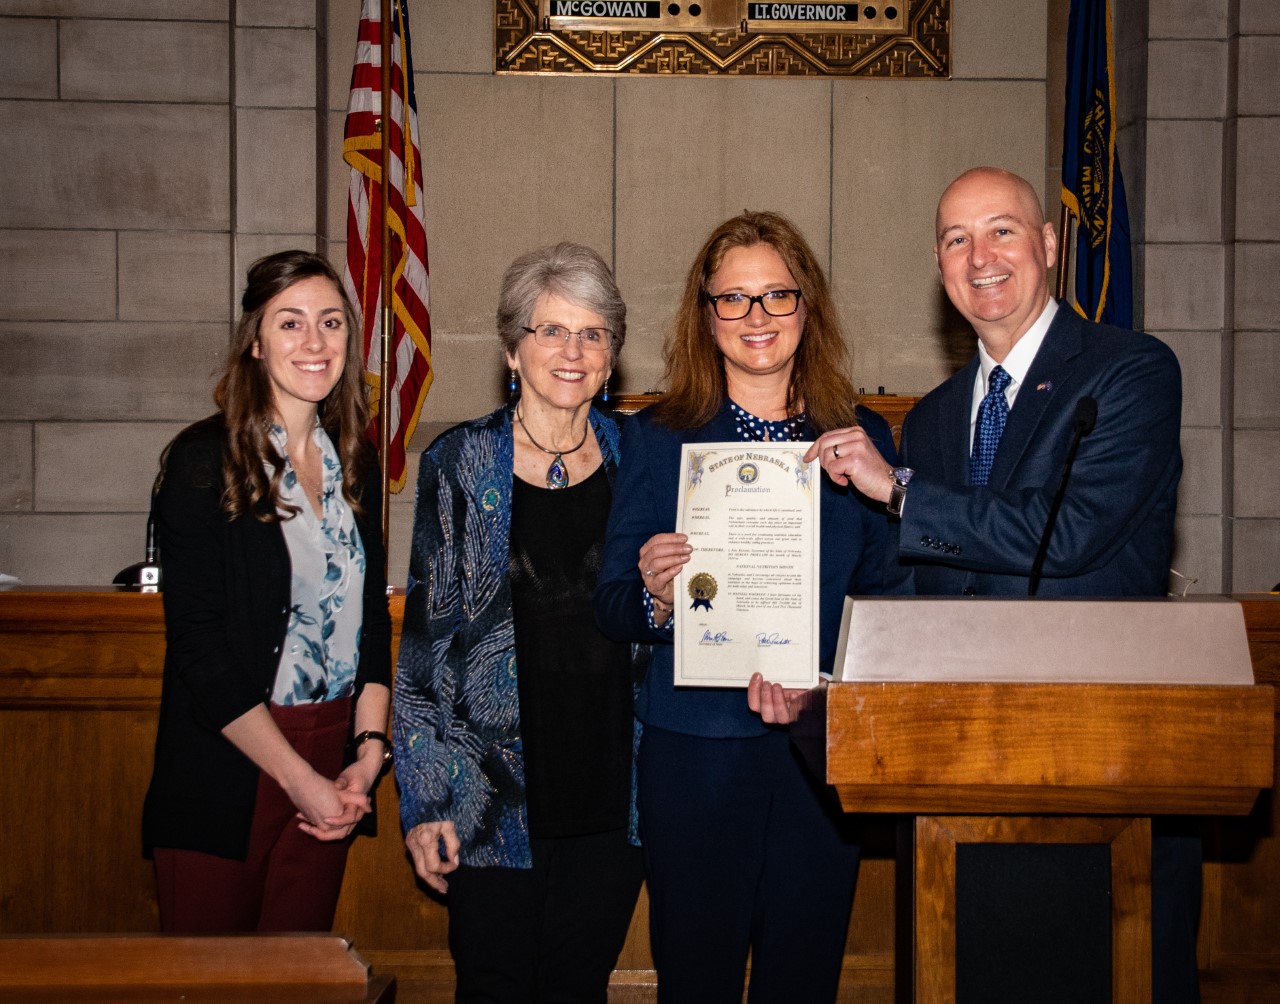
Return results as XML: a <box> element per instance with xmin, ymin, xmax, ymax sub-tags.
<box><xmin>154</xmin><ymin>696</ymin><xmax>353</xmax><ymax>933</ymax></box>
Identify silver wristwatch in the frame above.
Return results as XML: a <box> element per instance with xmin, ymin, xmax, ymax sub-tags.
<box><xmin>887</xmin><ymin>467</ymin><xmax>914</xmax><ymax>517</ymax></box>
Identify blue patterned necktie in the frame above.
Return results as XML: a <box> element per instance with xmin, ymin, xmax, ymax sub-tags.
<box><xmin>970</xmin><ymin>365</ymin><xmax>1012</xmax><ymax>486</ymax></box>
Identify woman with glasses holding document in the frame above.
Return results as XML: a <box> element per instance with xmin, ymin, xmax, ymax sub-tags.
<box><xmin>595</xmin><ymin>211</ymin><xmax>895</xmax><ymax>1002</ymax></box>
<box><xmin>394</xmin><ymin>242</ymin><xmax>643</xmax><ymax>1003</ymax></box>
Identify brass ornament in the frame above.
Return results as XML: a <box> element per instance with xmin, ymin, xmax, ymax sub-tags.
<box><xmin>496</xmin><ymin>0</ymin><xmax>950</xmax><ymax>78</ymax></box>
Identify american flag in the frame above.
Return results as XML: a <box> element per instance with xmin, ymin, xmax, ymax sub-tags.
<box><xmin>343</xmin><ymin>0</ymin><xmax>432</xmax><ymax>493</ymax></box>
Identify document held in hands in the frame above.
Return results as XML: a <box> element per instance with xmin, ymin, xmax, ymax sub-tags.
<box><xmin>673</xmin><ymin>442</ymin><xmax>821</xmax><ymax>688</ymax></box>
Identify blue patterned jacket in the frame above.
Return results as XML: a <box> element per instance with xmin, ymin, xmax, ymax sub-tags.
<box><xmin>393</xmin><ymin>402</ymin><xmax>636</xmax><ymax>868</ymax></box>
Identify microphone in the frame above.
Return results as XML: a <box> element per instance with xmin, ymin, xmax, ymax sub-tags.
<box><xmin>1028</xmin><ymin>396</ymin><xmax>1097</xmax><ymax>596</ymax></box>
<box><xmin>112</xmin><ymin>513</ymin><xmax>161</xmax><ymax>592</ymax></box>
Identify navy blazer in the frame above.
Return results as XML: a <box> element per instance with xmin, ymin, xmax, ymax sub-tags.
<box><xmin>895</xmin><ymin>303</ymin><xmax>1182</xmax><ymax>597</ymax></box>
<box><xmin>595</xmin><ymin>401</ymin><xmax>894</xmax><ymax>738</ymax></box>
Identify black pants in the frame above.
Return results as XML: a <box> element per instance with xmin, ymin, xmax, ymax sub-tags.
<box><xmin>637</xmin><ymin>726</ymin><xmax>861</xmax><ymax>1004</ymax></box>
<box><xmin>446</xmin><ymin>827</ymin><xmax>643</xmax><ymax>1004</ymax></box>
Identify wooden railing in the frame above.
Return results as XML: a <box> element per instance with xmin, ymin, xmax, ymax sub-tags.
<box><xmin>609</xmin><ymin>392</ymin><xmax>917</xmax><ymax>449</ymax></box>
<box><xmin>0</xmin><ymin>934</ymin><xmax>392</xmax><ymax>1002</ymax></box>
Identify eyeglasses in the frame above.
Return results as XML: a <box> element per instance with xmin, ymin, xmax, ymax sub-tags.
<box><xmin>705</xmin><ymin>289</ymin><xmax>802</xmax><ymax>321</ymax></box>
<box><xmin>522</xmin><ymin>324</ymin><xmax>612</xmax><ymax>352</ymax></box>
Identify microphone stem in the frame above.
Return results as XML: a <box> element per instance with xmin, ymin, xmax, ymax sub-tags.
<box><xmin>1028</xmin><ymin>397</ymin><xmax>1096</xmax><ymax>597</ymax></box>
<box><xmin>1028</xmin><ymin>433</ymin><xmax>1083</xmax><ymax>597</ymax></box>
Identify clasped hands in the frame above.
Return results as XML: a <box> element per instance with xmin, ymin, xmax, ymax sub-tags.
<box><xmin>291</xmin><ymin>754</ymin><xmax>383</xmax><ymax>842</ymax></box>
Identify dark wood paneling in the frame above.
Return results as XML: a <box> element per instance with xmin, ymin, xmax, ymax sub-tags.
<box><xmin>1201</xmin><ymin>598</ymin><xmax>1280</xmax><ymax>1000</ymax></box>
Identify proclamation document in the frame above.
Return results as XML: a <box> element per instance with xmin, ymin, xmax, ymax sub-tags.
<box><xmin>673</xmin><ymin>442</ymin><xmax>821</xmax><ymax>688</ymax></box>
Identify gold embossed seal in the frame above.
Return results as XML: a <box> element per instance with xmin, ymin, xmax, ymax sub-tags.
<box><xmin>687</xmin><ymin>571</ymin><xmax>717</xmax><ymax>611</ymax></box>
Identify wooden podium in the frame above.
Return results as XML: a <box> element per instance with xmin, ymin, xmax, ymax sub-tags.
<box><xmin>794</xmin><ymin>598</ymin><xmax>1276</xmax><ymax>1004</ymax></box>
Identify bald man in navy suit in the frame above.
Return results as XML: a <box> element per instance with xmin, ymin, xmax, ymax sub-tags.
<box><xmin>874</xmin><ymin>165</ymin><xmax>1179</xmax><ymax>600</ymax></box>
<box><xmin>752</xmin><ymin>167</ymin><xmax>1196</xmax><ymax>1001</ymax></box>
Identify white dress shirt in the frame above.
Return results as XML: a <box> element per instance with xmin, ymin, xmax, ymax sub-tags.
<box><xmin>969</xmin><ymin>297</ymin><xmax>1060</xmax><ymax>451</ymax></box>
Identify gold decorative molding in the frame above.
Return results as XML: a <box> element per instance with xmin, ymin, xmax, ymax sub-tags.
<box><xmin>495</xmin><ymin>0</ymin><xmax>950</xmax><ymax>77</ymax></box>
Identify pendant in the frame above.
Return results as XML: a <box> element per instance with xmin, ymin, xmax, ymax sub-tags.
<box><xmin>546</xmin><ymin>453</ymin><xmax>569</xmax><ymax>490</ymax></box>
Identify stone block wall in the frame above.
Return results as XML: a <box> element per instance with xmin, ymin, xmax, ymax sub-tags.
<box><xmin>4</xmin><ymin>0</ymin><xmax>1271</xmax><ymax>593</ymax></box>
<box><xmin>1118</xmin><ymin>0</ymin><xmax>1280</xmax><ymax>592</ymax></box>
<box><xmin>329</xmin><ymin>0</ymin><xmax>1053</xmax><ymax>590</ymax></box>
<box><xmin>0</xmin><ymin>0</ymin><xmax>1056</xmax><ymax>587</ymax></box>
<box><xmin>0</xmin><ymin>1</ymin><xmax>326</xmax><ymax>585</ymax></box>
<box><xmin>1231</xmin><ymin>2</ymin><xmax>1280</xmax><ymax>591</ymax></box>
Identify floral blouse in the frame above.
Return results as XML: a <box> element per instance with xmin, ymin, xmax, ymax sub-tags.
<box><xmin>268</xmin><ymin>423</ymin><xmax>366</xmax><ymax>705</ymax></box>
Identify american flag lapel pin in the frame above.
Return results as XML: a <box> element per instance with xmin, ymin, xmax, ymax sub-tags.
<box><xmin>1036</xmin><ymin>380</ymin><xmax>1053</xmax><ymax>392</ymax></box>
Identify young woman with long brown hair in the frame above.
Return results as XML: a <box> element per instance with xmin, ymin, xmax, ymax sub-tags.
<box><xmin>142</xmin><ymin>250</ymin><xmax>391</xmax><ymax>932</ymax></box>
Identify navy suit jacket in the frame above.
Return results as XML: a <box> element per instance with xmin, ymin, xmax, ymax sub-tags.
<box><xmin>894</xmin><ymin>302</ymin><xmax>1182</xmax><ymax>597</ymax></box>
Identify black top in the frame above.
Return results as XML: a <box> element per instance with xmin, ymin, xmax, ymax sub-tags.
<box><xmin>141</xmin><ymin>415</ymin><xmax>392</xmax><ymax>859</ymax></box>
<box><xmin>509</xmin><ymin>465</ymin><xmax>633</xmax><ymax>838</ymax></box>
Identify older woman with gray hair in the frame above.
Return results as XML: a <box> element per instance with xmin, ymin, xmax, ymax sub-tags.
<box><xmin>393</xmin><ymin>242</ymin><xmax>642</xmax><ymax>1002</ymax></box>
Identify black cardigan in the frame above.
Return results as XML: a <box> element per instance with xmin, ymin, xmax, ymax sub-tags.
<box><xmin>141</xmin><ymin>415</ymin><xmax>392</xmax><ymax>860</ymax></box>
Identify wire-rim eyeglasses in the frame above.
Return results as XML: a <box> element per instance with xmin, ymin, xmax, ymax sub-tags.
<box><xmin>521</xmin><ymin>324</ymin><xmax>612</xmax><ymax>352</ymax></box>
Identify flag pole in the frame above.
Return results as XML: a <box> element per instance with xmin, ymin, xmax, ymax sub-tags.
<box><xmin>378</xmin><ymin>0</ymin><xmax>393</xmax><ymax>563</ymax></box>
<box><xmin>1056</xmin><ymin>203</ymin><xmax>1073</xmax><ymax>301</ymax></box>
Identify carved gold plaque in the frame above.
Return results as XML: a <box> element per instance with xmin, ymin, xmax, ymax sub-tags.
<box><xmin>496</xmin><ymin>0</ymin><xmax>949</xmax><ymax>77</ymax></box>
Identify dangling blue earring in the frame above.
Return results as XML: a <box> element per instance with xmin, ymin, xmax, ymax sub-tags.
<box><xmin>509</xmin><ymin>368</ymin><xmax>518</xmax><ymax>398</ymax></box>
<box><xmin>601</xmin><ymin>376</ymin><xmax>610</xmax><ymax>404</ymax></box>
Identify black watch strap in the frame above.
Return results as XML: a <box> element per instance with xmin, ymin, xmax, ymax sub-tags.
<box><xmin>353</xmin><ymin>729</ymin><xmax>393</xmax><ymax>764</ymax></box>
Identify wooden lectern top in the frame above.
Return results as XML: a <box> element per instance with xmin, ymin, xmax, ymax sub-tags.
<box><xmin>833</xmin><ymin>596</ymin><xmax>1256</xmax><ymax>684</ymax></box>
<box><xmin>797</xmin><ymin>680</ymin><xmax>1274</xmax><ymax>815</ymax></box>
<box><xmin>798</xmin><ymin>597</ymin><xmax>1276</xmax><ymax>816</ymax></box>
